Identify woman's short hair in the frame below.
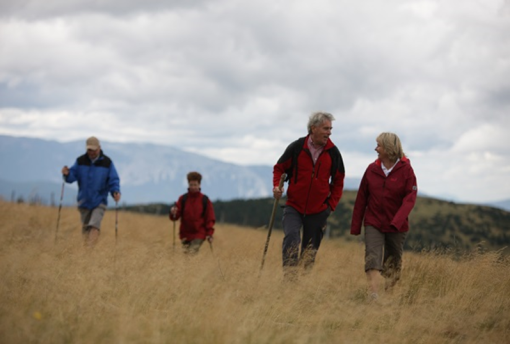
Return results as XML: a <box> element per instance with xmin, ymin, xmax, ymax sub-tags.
<box><xmin>187</xmin><ymin>171</ymin><xmax>202</xmax><ymax>183</ymax></box>
<box><xmin>377</xmin><ymin>132</ymin><xmax>404</xmax><ymax>162</ymax></box>
<box><xmin>307</xmin><ymin>111</ymin><xmax>335</xmax><ymax>134</ymax></box>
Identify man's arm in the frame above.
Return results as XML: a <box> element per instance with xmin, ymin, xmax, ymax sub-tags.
<box><xmin>327</xmin><ymin>148</ymin><xmax>346</xmax><ymax>210</ymax></box>
<box><xmin>108</xmin><ymin>162</ymin><xmax>121</xmax><ymax>202</ymax></box>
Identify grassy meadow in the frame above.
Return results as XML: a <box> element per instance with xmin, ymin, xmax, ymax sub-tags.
<box><xmin>0</xmin><ymin>201</ymin><xmax>509</xmax><ymax>344</ymax></box>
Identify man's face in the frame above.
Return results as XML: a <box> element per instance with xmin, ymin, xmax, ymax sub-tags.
<box><xmin>310</xmin><ymin>120</ymin><xmax>332</xmax><ymax>147</ymax></box>
<box><xmin>87</xmin><ymin>147</ymin><xmax>100</xmax><ymax>160</ymax></box>
<box><xmin>188</xmin><ymin>180</ymin><xmax>201</xmax><ymax>193</ymax></box>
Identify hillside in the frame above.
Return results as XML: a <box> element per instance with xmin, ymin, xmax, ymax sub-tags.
<box><xmin>0</xmin><ymin>201</ymin><xmax>509</xmax><ymax>343</ymax></box>
<box><xmin>122</xmin><ymin>191</ymin><xmax>510</xmax><ymax>254</ymax></box>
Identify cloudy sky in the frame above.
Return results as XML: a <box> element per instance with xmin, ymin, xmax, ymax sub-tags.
<box><xmin>1</xmin><ymin>0</ymin><xmax>509</xmax><ymax>204</ymax></box>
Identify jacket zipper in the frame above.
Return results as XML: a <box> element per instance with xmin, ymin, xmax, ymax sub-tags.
<box><xmin>301</xmin><ymin>149</ymin><xmax>314</xmax><ymax>217</ymax></box>
<box><xmin>303</xmin><ymin>166</ymin><xmax>315</xmax><ymax>217</ymax></box>
<box><xmin>303</xmin><ymin>154</ymin><xmax>322</xmax><ymax>217</ymax></box>
<box><xmin>382</xmin><ymin>170</ymin><xmax>388</xmax><ymax>229</ymax></box>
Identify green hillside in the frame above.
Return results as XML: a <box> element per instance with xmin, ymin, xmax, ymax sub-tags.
<box><xmin>122</xmin><ymin>191</ymin><xmax>510</xmax><ymax>253</ymax></box>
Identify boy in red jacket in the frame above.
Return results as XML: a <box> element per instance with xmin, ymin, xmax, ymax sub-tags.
<box><xmin>170</xmin><ymin>171</ymin><xmax>215</xmax><ymax>254</ymax></box>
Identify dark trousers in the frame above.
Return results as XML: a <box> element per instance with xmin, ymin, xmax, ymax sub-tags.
<box><xmin>282</xmin><ymin>205</ymin><xmax>330</xmax><ymax>270</ymax></box>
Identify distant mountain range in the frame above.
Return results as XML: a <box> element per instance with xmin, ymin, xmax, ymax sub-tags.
<box><xmin>0</xmin><ymin>134</ymin><xmax>363</xmax><ymax>206</ymax></box>
<box><xmin>1</xmin><ymin>134</ymin><xmax>508</xmax><ymax>211</ymax></box>
<box><xmin>486</xmin><ymin>199</ymin><xmax>510</xmax><ymax>212</ymax></box>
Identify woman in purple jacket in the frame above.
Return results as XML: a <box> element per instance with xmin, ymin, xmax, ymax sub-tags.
<box><xmin>351</xmin><ymin>132</ymin><xmax>417</xmax><ymax>301</ymax></box>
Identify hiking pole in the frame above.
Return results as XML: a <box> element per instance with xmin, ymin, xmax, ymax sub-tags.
<box><xmin>209</xmin><ymin>240</ymin><xmax>225</xmax><ymax>279</ymax></box>
<box><xmin>260</xmin><ymin>173</ymin><xmax>286</xmax><ymax>272</ymax></box>
<box><xmin>54</xmin><ymin>176</ymin><xmax>65</xmax><ymax>244</ymax></box>
<box><xmin>172</xmin><ymin>202</ymin><xmax>177</xmax><ymax>251</ymax></box>
<box><xmin>115</xmin><ymin>200</ymin><xmax>119</xmax><ymax>244</ymax></box>
<box><xmin>172</xmin><ymin>221</ymin><xmax>176</xmax><ymax>251</ymax></box>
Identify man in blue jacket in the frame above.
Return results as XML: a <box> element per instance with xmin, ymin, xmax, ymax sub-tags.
<box><xmin>62</xmin><ymin>136</ymin><xmax>121</xmax><ymax>247</ymax></box>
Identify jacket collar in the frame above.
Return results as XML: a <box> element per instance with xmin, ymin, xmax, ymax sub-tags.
<box><xmin>374</xmin><ymin>155</ymin><xmax>410</xmax><ymax>168</ymax></box>
<box><xmin>186</xmin><ymin>189</ymin><xmax>202</xmax><ymax>198</ymax></box>
<box><xmin>304</xmin><ymin>134</ymin><xmax>335</xmax><ymax>150</ymax></box>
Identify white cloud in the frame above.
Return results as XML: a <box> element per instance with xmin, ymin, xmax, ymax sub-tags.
<box><xmin>1</xmin><ymin>0</ymin><xmax>509</xmax><ymax>203</ymax></box>
<box><xmin>453</xmin><ymin>124</ymin><xmax>508</xmax><ymax>153</ymax></box>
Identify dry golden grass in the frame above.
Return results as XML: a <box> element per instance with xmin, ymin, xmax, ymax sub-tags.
<box><xmin>0</xmin><ymin>201</ymin><xmax>509</xmax><ymax>344</ymax></box>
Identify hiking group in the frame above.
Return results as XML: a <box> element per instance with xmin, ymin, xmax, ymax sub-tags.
<box><xmin>61</xmin><ymin>111</ymin><xmax>417</xmax><ymax>300</ymax></box>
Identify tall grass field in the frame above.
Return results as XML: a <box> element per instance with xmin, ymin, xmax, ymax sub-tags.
<box><xmin>0</xmin><ymin>201</ymin><xmax>509</xmax><ymax>343</ymax></box>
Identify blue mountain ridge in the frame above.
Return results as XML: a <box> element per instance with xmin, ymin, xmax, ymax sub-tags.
<box><xmin>2</xmin><ymin>134</ymin><xmax>508</xmax><ymax>211</ymax></box>
<box><xmin>0</xmin><ymin>134</ymin><xmax>362</xmax><ymax>206</ymax></box>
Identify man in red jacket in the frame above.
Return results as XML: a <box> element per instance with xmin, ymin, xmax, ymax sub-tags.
<box><xmin>273</xmin><ymin>112</ymin><xmax>345</xmax><ymax>280</ymax></box>
<box><xmin>351</xmin><ymin>132</ymin><xmax>417</xmax><ymax>300</ymax></box>
<box><xmin>170</xmin><ymin>171</ymin><xmax>215</xmax><ymax>255</ymax></box>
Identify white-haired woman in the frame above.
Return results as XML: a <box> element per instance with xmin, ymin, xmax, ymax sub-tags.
<box><xmin>350</xmin><ymin>132</ymin><xmax>417</xmax><ymax>300</ymax></box>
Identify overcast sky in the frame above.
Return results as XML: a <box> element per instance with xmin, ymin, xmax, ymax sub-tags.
<box><xmin>1</xmin><ymin>0</ymin><xmax>509</xmax><ymax>204</ymax></box>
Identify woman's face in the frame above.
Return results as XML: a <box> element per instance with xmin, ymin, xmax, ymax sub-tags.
<box><xmin>375</xmin><ymin>140</ymin><xmax>389</xmax><ymax>160</ymax></box>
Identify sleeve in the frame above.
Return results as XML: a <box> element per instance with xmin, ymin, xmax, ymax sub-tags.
<box><xmin>391</xmin><ymin>166</ymin><xmax>418</xmax><ymax>231</ymax></box>
<box><xmin>205</xmin><ymin>198</ymin><xmax>216</xmax><ymax>237</ymax></box>
<box><xmin>350</xmin><ymin>169</ymin><xmax>369</xmax><ymax>235</ymax></box>
<box><xmin>273</xmin><ymin>141</ymin><xmax>296</xmax><ymax>187</ymax></box>
<box><xmin>65</xmin><ymin>160</ymin><xmax>79</xmax><ymax>184</ymax></box>
<box><xmin>169</xmin><ymin>196</ymin><xmax>183</xmax><ymax>221</ymax></box>
<box><xmin>108</xmin><ymin>161</ymin><xmax>121</xmax><ymax>196</ymax></box>
<box><xmin>327</xmin><ymin>148</ymin><xmax>345</xmax><ymax>211</ymax></box>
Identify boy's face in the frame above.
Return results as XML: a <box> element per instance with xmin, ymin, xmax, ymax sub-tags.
<box><xmin>188</xmin><ymin>180</ymin><xmax>200</xmax><ymax>192</ymax></box>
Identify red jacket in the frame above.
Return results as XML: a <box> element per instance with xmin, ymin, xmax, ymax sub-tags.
<box><xmin>273</xmin><ymin>135</ymin><xmax>345</xmax><ymax>215</ymax></box>
<box><xmin>350</xmin><ymin>157</ymin><xmax>417</xmax><ymax>235</ymax></box>
<box><xmin>169</xmin><ymin>191</ymin><xmax>215</xmax><ymax>241</ymax></box>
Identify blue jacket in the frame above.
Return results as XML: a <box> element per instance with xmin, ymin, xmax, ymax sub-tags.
<box><xmin>65</xmin><ymin>151</ymin><xmax>121</xmax><ymax>209</ymax></box>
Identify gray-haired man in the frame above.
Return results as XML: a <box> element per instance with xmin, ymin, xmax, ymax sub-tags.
<box><xmin>273</xmin><ymin>112</ymin><xmax>345</xmax><ymax>279</ymax></box>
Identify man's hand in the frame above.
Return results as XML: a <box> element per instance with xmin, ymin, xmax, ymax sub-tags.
<box><xmin>170</xmin><ymin>206</ymin><xmax>177</xmax><ymax>216</ymax></box>
<box><xmin>62</xmin><ymin>166</ymin><xmax>69</xmax><ymax>176</ymax></box>
<box><xmin>113</xmin><ymin>192</ymin><xmax>121</xmax><ymax>202</ymax></box>
<box><xmin>207</xmin><ymin>235</ymin><xmax>213</xmax><ymax>243</ymax></box>
<box><xmin>273</xmin><ymin>186</ymin><xmax>284</xmax><ymax>200</ymax></box>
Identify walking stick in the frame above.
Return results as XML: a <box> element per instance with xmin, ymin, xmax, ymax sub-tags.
<box><xmin>172</xmin><ymin>220</ymin><xmax>176</xmax><ymax>251</ymax></box>
<box><xmin>209</xmin><ymin>240</ymin><xmax>225</xmax><ymax>279</ymax></box>
<box><xmin>54</xmin><ymin>177</ymin><xmax>65</xmax><ymax>244</ymax></box>
<box><xmin>172</xmin><ymin>202</ymin><xmax>177</xmax><ymax>251</ymax></box>
<box><xmin>260</xmin><ymin>173</ymin><xmax>286</xmax><ymax>272</ymax></box>
<box><xmin>115</xmin><ymin>200</ymin><xmax>119</xmax><ymax>244</ymax></box>
<box><xmin>113</xmin><ymin>200</ymin><xmax>119</xmax><ymax>285</ymax></box>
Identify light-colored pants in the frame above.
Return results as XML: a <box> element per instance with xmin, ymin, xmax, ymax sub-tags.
<box><xmin>365</xmin><ymin>226</ymin><xmax>407</xmax><ymax>282</ymax></box>
<box><xmin>78</xmin><ymin>204</ymin><xmax>106</xmax><ymax>232</ymax></box>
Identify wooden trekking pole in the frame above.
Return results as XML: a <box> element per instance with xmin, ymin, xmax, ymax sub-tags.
<box><xmin>260</xmin><ymin>173</ymin><xmax>286</xmax><ymax>272</ymax></box>
<box><xmin>54</xmin><ymin>176</ymin><xmax>65</xmax><ymax>244</ymax></box>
